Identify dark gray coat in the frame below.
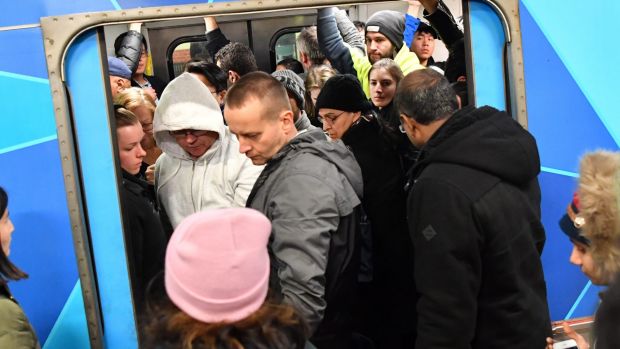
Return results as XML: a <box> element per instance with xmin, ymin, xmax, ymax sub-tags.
<box><xmin>246</xmin><ymin>129</ymin><xmax>363</xmax><ymax>349</ymax></box>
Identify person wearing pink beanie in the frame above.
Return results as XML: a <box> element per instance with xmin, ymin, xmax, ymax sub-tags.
<box><xmin>143</xmin><ymin>208</ymin><xmax>309</xmax><ymax>349</ymax></box>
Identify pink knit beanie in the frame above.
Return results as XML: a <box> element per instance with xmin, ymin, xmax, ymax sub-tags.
<box><xmin>165</xmin><ymin>208</ymin><xmax>272</xmax><ymax>323</ymax></box>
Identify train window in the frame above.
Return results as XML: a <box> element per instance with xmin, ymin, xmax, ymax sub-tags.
<box><xmin>168</xmin><ymin>37</ymin><xmax>210</xmax><ymax>79</ymax></box>
<box><xmin>273</xmin><ymin>31</ymin><xmax>300</xmax><ymax>64</ymax></box>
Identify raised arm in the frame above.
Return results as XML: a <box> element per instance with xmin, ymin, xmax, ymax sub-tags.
<box><xmin>204</xmin><ymin>16</ymin><xmax>231</xmax><ymax>61</ymax></box>
<box><xmin>420</xmin><ymin>0</ymin><xmax>463</xmax><ymax>47</ymax></box>
<box><xmin>317</xmin><ymin>7</ymin><xmax>357</xmax><ymax>75</ymax></box>
<box><xmin>115</xmin><ymin>23</ymin><xmax>144</xmax><ymax>73</ymax></box>
<box><xmin>333</xmin><ymin>9</ymin><xmax>365</xmax><ymax>52</ymax></box>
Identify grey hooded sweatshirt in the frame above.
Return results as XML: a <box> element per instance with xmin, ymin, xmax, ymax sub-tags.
<box><xmin>153</xmin><ymin>73</ymin><xmax>263</xmax><ymax>228</ymax></box>
<box><xmin>245</xmin><ymin>128</ymin><xmax>363</xmax><ymax>349</ymax></box>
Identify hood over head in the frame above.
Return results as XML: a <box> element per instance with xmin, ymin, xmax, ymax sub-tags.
<box><xmin>154</xmin><ymin>72</ymin><xmax>226</xmax><ymax>159</ymax></box>
<box><xmin>415</xmin><ymin>105</ymin><xmax>541</xmax><ymax>186</ymax></box>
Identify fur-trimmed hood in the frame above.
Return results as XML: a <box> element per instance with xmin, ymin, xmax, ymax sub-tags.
<box><xmin>578</xmin><ymin>150</ymin><xmax>620</xmax><ymax>283</ymax></box>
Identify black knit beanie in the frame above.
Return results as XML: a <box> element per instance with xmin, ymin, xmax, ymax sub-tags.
<box><xmin>365</xmin><ymin>10</ymin><xmax>405</xmax><ymax>51</ymax></box>
<box><xmin>315</xmin><ymin>74</ymin><xmax>373</xmax><ymax>114</ymax></box>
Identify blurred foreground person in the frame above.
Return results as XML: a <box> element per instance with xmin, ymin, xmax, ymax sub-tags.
<box><xmin>144</xmin><ymin>208</ymin><xmax>308</xmax><ymax>349</ymax></box>
<box><xmin>0</xmin><ymin>187</ymin><xmax>40</xmax><ymax>348</ymax></box>
<box><xmin>546</xmin><ymin>151</ymin><xmax>620</xmax><ymax>349</ymax></box>
<box><xmin>396</xmin><ymin>69</ymin><xmax>550</xmax><ymax>348</ymax></box>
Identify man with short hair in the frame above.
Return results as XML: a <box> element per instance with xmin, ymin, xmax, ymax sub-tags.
<box><xmin>203</xmin><ymin>16</ymin><xmax>258</xmax><ymax>86</ymax></box>
<box><xmin>153</xmin><ymin>72</ymin><xmax>262</xmax><ymax>229</ymax></box>
<box><xmin>215</xmin><ymin>42</ymin><xmax>258</xmax><ymax>85</ymax></box>
<box><xmin>107</xmin><ymin>56</ymin><xmax>132</xmax><ymax>98</ymax></box>
<box><xmin>224</xmin><ymin>71</ymin><xmax>363</xmax><ymax>349</ymax></box>
<box><xmin>396</xmin><ymin>69</ymin><xmax>551</xmax><ymax>348</ymax></box>
<box><xmin>271</xmin><ymin>69</ymin><xmax>315</xmax><ymax>131</ymax></box>
<box><xmin>317</xmin><ymin>7</ymin><xmax>424</xmax><ymax>96</ymax></box>
<box><xmin>296</xmin><ymin>26</ymin><xmax>328</xmax><ymax>72</ymax></box>
<box><xmin>410</xmin><ymin>22</ymin><xmax>438</xmax><ymax>67</ymax></box>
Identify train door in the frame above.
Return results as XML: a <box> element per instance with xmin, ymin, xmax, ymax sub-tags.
<box><xmin>37</xmin><ymin>0</ymin><xmax>613</xmax><ymax>347</ymax></box>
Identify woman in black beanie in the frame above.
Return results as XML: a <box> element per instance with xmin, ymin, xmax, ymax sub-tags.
<box><xmin>315</xmin><ymin>74</ymin><xmax>416</xmax><ymax>348</ymax></box>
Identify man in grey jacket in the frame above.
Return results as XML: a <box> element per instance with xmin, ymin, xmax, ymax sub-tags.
<box><xmin>224</xmin><ymin>72</ymin><xmax>363</xmax><ymax>349</ymax></box>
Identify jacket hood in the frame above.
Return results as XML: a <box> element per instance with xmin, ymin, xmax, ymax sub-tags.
<box><xmin>578</xmin><ymin>150</ymin><xmax>620</xmax><ymax>282</ymax></box>
<box><xmin>154</xmin><ymin>72</ymin><xmax>226</xmax><ymax>160</ymax></box>
<box><xmin>415</xmin><ymin>105</ymin><xmax>540</xmax><ymax>186</ymax></box>
<box><xmin>278</xmin><ymin>128</ymin><xmax>363</xmax><ymax>198</ymax></box>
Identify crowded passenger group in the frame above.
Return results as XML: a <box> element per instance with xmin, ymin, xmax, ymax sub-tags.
<box><xmin>3</xmin><ymin>0</ymin><xmax>619</xmax><ymax>348</ymax></box>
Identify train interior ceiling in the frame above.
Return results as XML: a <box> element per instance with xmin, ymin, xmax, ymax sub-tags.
<box><xmin>103</xmin><ymin>0</ymin><xmax>463</xmax><ymax>81</ymax></box>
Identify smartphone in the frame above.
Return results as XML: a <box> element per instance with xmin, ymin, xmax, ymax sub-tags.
<box><xmin>553</xmin><ymin>339</ymin><xmax>578</xmax><ymax>349</ymax></box>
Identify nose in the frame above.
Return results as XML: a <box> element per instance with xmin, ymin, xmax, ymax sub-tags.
<box><xmin>369</xmin><ymin>41</ymin><xmax>378</xmax><ymax>52</ymax></box>
<box><xmin>569</xmin><ymin>245</ymin><xmax>582</xmax><ymax>266</ymax></box>
<box><xmin>184</xmin><ymin>133</ymin><xmax>197</xmax><ymax>144</ymax></box>
<box><xmin>137</xmin><ymin>144</ymin><xmax>147</xmax><ymax>158</ymax></box>
<box><xmin>238</xmin><ymin>139</ymin><xmax>251</xmax><ymax>154</ymax></box>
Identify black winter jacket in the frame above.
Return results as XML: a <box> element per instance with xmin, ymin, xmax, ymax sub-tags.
<box><xmin>341</xmin><ymin>116</ymin><xmax>416</xmax><ymax>339</ymax></box>
<box><xmin>120</xmin><ymin>170</ymin><xmax>167</xmax><ymax>314</ymax></box>
<box><xmin>406</xmin><ymin>106</ymin><xmax>551</xmax><ymax>348</ymax></box>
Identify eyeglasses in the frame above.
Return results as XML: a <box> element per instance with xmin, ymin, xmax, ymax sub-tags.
<box><xmin>169</xmin><ymin>129</ymin><xmax>209</xmax><ymax>138</ymax></box>
<box><xmin>317</xmin><ymin>110</ymin><xmax>347</xmax><ymax>124</ymax></box>
<box><xmin>399</xmin><ymin>113</ymin><xmax>408</xmax><ymax>134</ymax></box>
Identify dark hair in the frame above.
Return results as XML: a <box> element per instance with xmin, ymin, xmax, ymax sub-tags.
<box><xmin>143</xmin><ymin>295</ymin><xmax>308</xmax><ymax>349</ymax></box>
<box><xmin>114</xmin><ymin>31</ymin><xmax>148</xmax><ymax>55</ymax></box>
<box><xmin>353</xmin><ymin>20</ymin><xmax>366</xmax><ymax>32</ymax></box>
<box><xmin>296</xmin><ymin>26</ymin><xmax>325</xmax><ymax>65</ymax></box>
<box><xmin>215</xmin><ymin>42</ymin><xmax>258</xmax><ymax>77</ymax></box>
<box><xmin>185</xmin><ymin>61</ymin><xmax>228</xmax><ymax>92</ymax></box>
<box><xmin>276</xmin><ymin>58</ymin><xmax>304</xmax><ymax>75</ymax></box>
<box><xmin>415</xmin><ymin>22</ymin><xmax>438</xmax><ymax>39</ymax></box>
<box><xmin>225</xmin><ymin>72</ymin><xmax>291</xmax><ymax>121</ymax></box>
<box><xmin>0</xmin><ymin>187</ymin><xmax>28</xmax><ymax>284</ymax></box>
<box><xmin>395</xmin><ymin>68</ymin><xmax>458</xmax><ymax>125</ymax></box>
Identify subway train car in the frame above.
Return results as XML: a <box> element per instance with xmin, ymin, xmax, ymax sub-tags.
<box><xmin>0</xmin><ymin>0</ymin><xmax>618</xmax><ymax>347</ymax></box>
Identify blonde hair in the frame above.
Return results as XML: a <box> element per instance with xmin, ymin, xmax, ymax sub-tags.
<box><xmin>114</xmin><ymin>87</ymin><xmax>156</xmax><ymax>113</ymax></box>
<box><xmin>578</xmin><ymin>150</ymin><xmax>620</xmax><ymax>284</ymax></box>
<box><xmin>304</xmin><ymin>65</ymin><xmax>337</xmax><ymax>117</ymax></box>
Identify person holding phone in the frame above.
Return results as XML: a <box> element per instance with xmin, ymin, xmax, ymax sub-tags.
<box><xmin>546</xmin><ymin>150</ymin><xmax>620</xmax><ymax>349</ymax></box>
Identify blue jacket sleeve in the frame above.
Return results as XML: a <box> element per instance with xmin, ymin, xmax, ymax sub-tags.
<box><xmin>404</xmin><ymin>14</ymin><xmax>422</xmax><ymax>48</ymax></box>
<box><xmin>317</xmin><ymin>7</ymin><xmax>356</xmax><ymax>75</ymax></box>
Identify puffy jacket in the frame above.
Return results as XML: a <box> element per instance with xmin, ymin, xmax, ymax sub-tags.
<box><xmin>115</xmin><ymin>30</ymin><xmax>143</xmax><ymax>73</ymax></box>
<box><xmin>0</xmin><ymin>284</ymin><xmax>40</xmax><ymax>349</ymax></box>
<box><xmin>154</xmin><ymin>73</ymin><xmax>263</xmax><ymax>228</ymax></box>
<box><xmin>246</xmin><ymin>128</ymin><xmax>363</xmax><ymax>349</ymax></box>
<box><xmin>341</xmin><ymin>116</ymin><xmax>416</xmax><ymax>343</ymax></box>
<box><xmin>407</xmin><ymin>105</ymin><xmax>551</xmax><ymax>348</ymax></box>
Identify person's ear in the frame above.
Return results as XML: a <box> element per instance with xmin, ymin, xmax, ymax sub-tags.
<box><xmin>113</xmin><ymin>77</ymin><xmax>125</xmax><ymax>94</ymax></box>
<box><xmin>279</xmin><ymin>110</ymin><xmax>295</xmax><ymax>133</ymax></box>
<box><xmin>228</xmin><ymin>70</ymin><xmax>240</xmax><ymax>84</ymax></box>
<box><xmin>217</xmin><ymin>90</ymin><xmax>227</xmax><ymax>105</ymax></box>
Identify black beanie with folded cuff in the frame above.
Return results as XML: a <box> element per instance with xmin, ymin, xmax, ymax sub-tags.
<box><xmin>315</xmin><ymin>74</ymin><xmax>373</xmax><ymax>115</ymax></box>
